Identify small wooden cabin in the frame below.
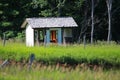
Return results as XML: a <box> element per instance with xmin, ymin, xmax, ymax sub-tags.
<box><xmin>21</xmin><ymin>17</ymin><xmax>78</xmax><ymax>46</ymax></box>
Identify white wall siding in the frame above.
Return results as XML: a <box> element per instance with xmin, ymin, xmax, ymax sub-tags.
<box><xmin>26</xmin><ymin>25</ymin><xmax>34</xmax><ymax>46</ymax></box>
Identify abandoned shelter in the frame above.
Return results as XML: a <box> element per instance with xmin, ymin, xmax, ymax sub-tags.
<box><xmin>21</xmin><ymin>17</ymin><xmax>78</xmax><ymax>46</ymax></box>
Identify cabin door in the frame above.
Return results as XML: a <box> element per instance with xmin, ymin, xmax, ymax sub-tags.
<box><xmin>50</xmin><ymin>30</ymin><xmax>58</xmax><ymax>43</ymax></box>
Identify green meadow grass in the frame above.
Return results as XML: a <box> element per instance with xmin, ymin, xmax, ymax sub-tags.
<box><xmin>0</xmin><ymin>41</ymin><xmax>120</xmax><ymax>66</ymax></box>
<box><xmin>0</xmin><ymin>66</ymin><xmax>120</xmax><ymax>80</ymax></box>
<box><xmin>0</xmin><ymin>41</ymin><xmax>120</xmax><ymax>80</ymax></box>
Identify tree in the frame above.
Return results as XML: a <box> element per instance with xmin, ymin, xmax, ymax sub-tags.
<box><xmin>106</xmin><ymin>0</ymin><xmax>112</xmax><ymax>43</ymax></box>
<box><xmin>57</xmin><ymin>0</ymin><xmax>65</xmax><ymax>17</ymax></box>
<box><xmin>78</xmin><ymin>0</ymin><xmax>100</xmax><ymax>43</ymax></box>
<box><xmin>0</xmin><ymin>0</ymin><xmax>120</xmax><ymax>43</ymax></box>
<box><xmin>78</xmin><ymin>0</ymin><xmax>90</xmax><ymax>43</ymax></box>
<box><xmin>91</xmin><ymin>0</ymin><xmax>95</xmax><ymax>44</ymax></box>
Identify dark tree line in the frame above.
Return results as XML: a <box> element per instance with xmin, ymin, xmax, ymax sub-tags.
<box><xmin>0</xmin><ymin>0</ymin><xmax>120</xmax><ymax>43</ymax></box>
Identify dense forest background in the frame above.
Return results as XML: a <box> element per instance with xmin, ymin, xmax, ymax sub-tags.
<box><xmin>0</xmin><ymin>0</ymin><xmax>120</xmax><ymax>43</ymax></box>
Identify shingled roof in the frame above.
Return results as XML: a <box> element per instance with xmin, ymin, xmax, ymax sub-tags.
<box><xmin>21</xmin><ymin>17</ymin><xmax>78</xmax><ymax>28</ymax></box>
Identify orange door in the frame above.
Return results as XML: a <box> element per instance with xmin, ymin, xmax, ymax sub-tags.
<box><xmin>50</xmin><ymin>30</ymin><xmax>57</xmax><ymax>43</ymax></box>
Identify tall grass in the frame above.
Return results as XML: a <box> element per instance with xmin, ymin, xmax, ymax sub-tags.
<box><xmin>0</xmin><ymin>66</ymin><xmax>120</xmax><ymax>80</ymax></box>
<box><xmin>0</xmin><ymin>41</ymin><xmax>120</xmax><ymax>66</ymax></box>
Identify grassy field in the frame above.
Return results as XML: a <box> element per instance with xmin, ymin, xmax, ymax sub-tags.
<box><xmin>0</xmin><ymin>41</ymin><xmax>120</xmax><ymax>80</ymax></box>
<box><xmin>0</xmin><ymin>66</ymin><xmax>120</xmax><ymax>80</ymax></box>
<box><xmin>0</xmin><ymin>41</ymin><xmax>120</xmax><ymax>66</ymax></box>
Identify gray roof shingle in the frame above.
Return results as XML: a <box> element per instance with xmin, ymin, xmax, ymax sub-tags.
<box><xmin>21</xmin><ymin>17</ymin><xmax>78</xmax><ymax>28</ymax></box>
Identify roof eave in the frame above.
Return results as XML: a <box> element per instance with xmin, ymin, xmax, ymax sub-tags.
<box><xmin>22</xmin><ymin>25</ymin><xmax>78</xmax><ymax>29</ymax></box>
<box><xmin>21</xmin><ymin>19</ymin><xmax>27</xmax><ymax>28</ymax></box>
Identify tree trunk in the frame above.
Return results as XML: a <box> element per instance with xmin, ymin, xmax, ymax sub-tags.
<box><xmin>78</xmin><ymin>0</ymin><xmax>88</xmax><ymax>43</ymax></box>
<box><xmin>58</xmin><ymin>0</ymin><xmax>62</xmax><ymax>17</ymax></box>
<box><xmin>91</xmin><ymin>0</ymin><xmax>94</xmax><ymax>44</ymax></box>
<box><xmin>106</xmin><ymin>0</ymin><xmax>112</xmax><ymax>43</ymax></box>
<box><xmin>58</xmin><ymin>0</ymin><xmax>66</xmax><ymax>17</ymax></box>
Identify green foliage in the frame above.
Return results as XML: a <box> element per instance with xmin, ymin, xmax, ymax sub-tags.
<box><xmin>11</xmin><ymin>10</ymin><xmax>19</xmax><ymax>16</ymax></box>
<box><xmin>0</xmin><ymin>42</ymin><xmax>120</xmax><ymax>67</ymax></box>
<box><xmin>31</xmin><ymin>0</ymin><xmax>47</xmax><ymax>8</ymax></box>
<box><xmin>0</xmin><ymin>10</ymin><xmax>3</xmax><ymax>14</ymax></box>
<box><xmin>0</xmin><ymin>21</ymin><xmax>13</xmax><ymax>27</ymax></box>
<box><xmin>16</xmin><ymin>31</ymin><xmax>25</xmax><ymax>40</ymax></box>
<box><xmin>40</xmin><ymin>9</ymin><xmax>53</xmax><ymax>17</ymax></box>
<box><xmin>4</xmin><ymin>31</ymin><xmax>15</xmax><ymax>39</ymax></box>
<box><xmin>0</xmin><ymin>0</ymin><xmax>120</xmax><ymax>41</ymax></box>
<box><xmin>0</xmin><ymin>66</ymin><xmax>120</xmax><ymax>80</ymax></box>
